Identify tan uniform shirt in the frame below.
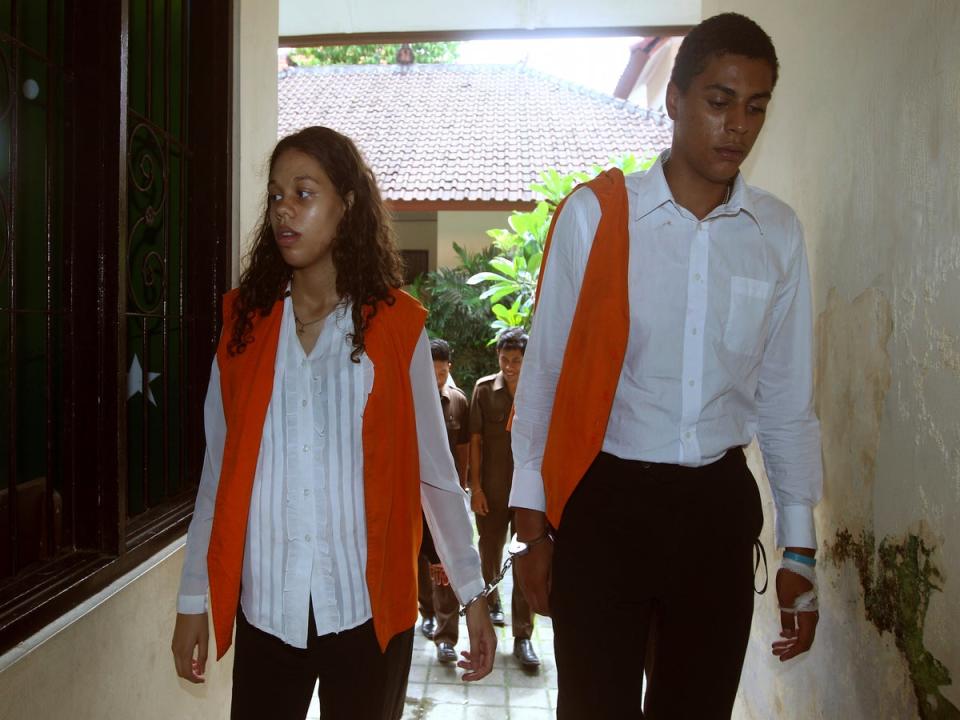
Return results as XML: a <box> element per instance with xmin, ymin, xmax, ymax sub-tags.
<box><xmin>439</xmin><ymin>384</ymin><xmax>471</xmax><ymax>459</ymax></box>
<box><xmin>469</xmin><ymin>372</ymin><xmax>514</xmax><ymax>508</ymax></box>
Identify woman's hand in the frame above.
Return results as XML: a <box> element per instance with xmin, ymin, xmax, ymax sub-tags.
<box><xmin>470</xmin><ymin>488</ymin><xmax>489</xmax><ymax>516</ymax></box>
<box><xmin>430</xmin><ymin>563</ymin><xmax>450</xmax><ymax>586</ymax></box>
<box><xmin>459</xmin><ymin>597</ymin><xmax>496</xmax><ymax>681</ymax></box>
<box><xmin>172</xmin><ymin>612</ymin><xmax>209</xmax><ymax>683</ymax></box>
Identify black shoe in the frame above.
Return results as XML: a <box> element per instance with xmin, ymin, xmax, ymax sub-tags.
<box><xmin>436</xmin><ymin>642</ymin><xmax>457</xmax><ymax>664</ymax></box>
<box><xmin>420</xmin><ymin>616</ymin><xmax>437</xmax><ymax>640</ymax></box>
<box><xmin>513</xmin><ymin>638</ymin><xmax>541</xmax><ymax>668</ymax></box>
<box><xmin>489</xmin><ymin>608</ymin><xmax>506</xmax><ymax>626</ymax></box>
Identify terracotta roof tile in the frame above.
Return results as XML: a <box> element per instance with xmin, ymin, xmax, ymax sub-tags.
<box><xmin>278</xmin><ymin>64</ymin><xmax>673</xmax><ymax>203</ymax></box>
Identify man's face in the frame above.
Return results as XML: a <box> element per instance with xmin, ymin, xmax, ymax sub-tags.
<box><xmin>433</xmin><ymin>360</ymin><xmax>451</xmax><ymax>389</ymax></box>
<box><xmin>498</xmin><ymin>348</ymin><xmax>524</xmax><ymax>384</ymax></box>
<box><xmin>666</xmin><ymin>53</ymin><xmax>774</xmax><ymax>186</ymax></box>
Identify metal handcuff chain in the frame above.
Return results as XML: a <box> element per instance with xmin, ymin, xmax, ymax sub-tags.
<box><xmin>458</xmin><ymin>530</ymin><xmax>555</xmax><ymax>617</ymax></box>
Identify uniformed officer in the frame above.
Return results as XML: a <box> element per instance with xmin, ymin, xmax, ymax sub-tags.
<box><xmin>469</xmin><ymin>327</ymin><xmax>539</xmax><ymax>669</ymax></box>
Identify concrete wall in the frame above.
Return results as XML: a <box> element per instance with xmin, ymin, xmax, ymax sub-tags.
<box><xmin>233</xmin><ymin>0</ymin><xmax>280</xmax><ymax>280</ymax></box>
<box><xmin>695</xmin><ymin>2</ymin><xmax>960</xmax><ymax>718</ymax></box>
<box><xmin>279</xmin><ymin>0</ymin><xmax>701</xmax><ymax>36</ymax></box>
<box><xmin>436</xmin><ymin>210</ymin><xmax>511</xmax><ymax>269</ymax></box>
<box><xmin>0</xmin><ymin>544</ymin><xmax>233</xmax><ymax>720</ymax></box>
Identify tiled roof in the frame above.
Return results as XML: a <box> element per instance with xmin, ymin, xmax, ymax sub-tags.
<box><xmin>278</xmin><ymin>64</ymin><xmax>673</xmax><ymax>204</ymax></box>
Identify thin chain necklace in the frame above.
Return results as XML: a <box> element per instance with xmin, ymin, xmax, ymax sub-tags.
<box><xmin>284</xmin><ymin>288</ymin><xmax>327</xmax><ymax>336</ymax></box>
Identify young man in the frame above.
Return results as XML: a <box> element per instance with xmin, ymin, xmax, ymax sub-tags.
<box><xmin>417</xmin><ymin>339</ymin><xmax>471</xmax><ymax>663</ymax></box>
<box><xmin>510</xmin><ymin>13</ymin><xmax>822</xmax><ymax>718</ymax></box>
<box><xmin>469</xmin><ymin>327</ymin><xmax>539</xmax><ymax>669</ymax></box>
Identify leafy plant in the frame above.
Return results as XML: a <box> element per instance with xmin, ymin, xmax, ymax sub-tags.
<box><xmin>409</xmin><ymin>243</ymin><xmax>499</xmax><ymax>394</ymax></box>
<box><xmin>467</xmin><ymin>153</ymin><xmax>655</xmax><ymax>342</ymax></box>
<box><xmin>288</xmin><ymin>42</ymin><xmax>459</xmax><ymax>66</ymax></box>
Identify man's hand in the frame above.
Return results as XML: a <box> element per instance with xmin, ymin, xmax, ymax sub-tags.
<box><xmin>513</xmin><ymin>508</ymin><xmax>552</xmax><ymax>616</ymax></box>
<box><xmin>772</xmin><ymin>567</ymin><xmax>818</xmax><ymax>661</ymax></box>
<box><xmin>172</xmin><ymin>612</ymin><xmax>209</xmax><ymax>683</ymax></box>
<box><xmin>459</xmin><ymin>597</ymin><xmax>496</xmax><ymax>681</ymax></box>
<box><xmin>430</xmin><ymin>563</ymin><xmax>450</xmax><ymax>586</ymax></box>
<box><xmin>470</xmin><ymin>488</ymin><xmax>489</xmax><ymax>516</ymax></box>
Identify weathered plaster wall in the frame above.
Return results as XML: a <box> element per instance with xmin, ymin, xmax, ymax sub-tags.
<box><xmin>699</xmin><ymin>1</ymin><xmax>960</xmax><ymax>717</ymax></box>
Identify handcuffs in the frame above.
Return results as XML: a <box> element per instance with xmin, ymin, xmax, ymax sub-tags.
<box><xmin>458</xmin><ymin>529</ymin><xmax>555</xmax><ymax>617</ymax></box>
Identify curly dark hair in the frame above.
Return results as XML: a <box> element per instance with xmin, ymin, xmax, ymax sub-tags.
<box><xmin>229</xmin><ymin>126</ymin><xmax>404</xmax><ymax>361</ymax></box>
<box><xmin>671</xmin><ymin>13</ymin><xmax>779</xmax><ymax>92</ymax></box>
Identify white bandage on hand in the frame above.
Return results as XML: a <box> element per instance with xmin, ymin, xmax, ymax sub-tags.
<box><xmin>779</xmin><ymin>557</ymin><xmax>819</xmax><ymax>614</ymax></box>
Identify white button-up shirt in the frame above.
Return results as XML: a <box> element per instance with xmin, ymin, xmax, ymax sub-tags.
<box><xmin>178</xmin><ymin>297</ymin><xmax>484</xmax><ymax>648</ymax></box>
<box><xmin>509</xmin><ymin>154</ymin><xmax>822</xmax><ymax>549</ymax></box>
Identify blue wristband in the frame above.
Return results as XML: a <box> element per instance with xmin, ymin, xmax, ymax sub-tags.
<box><xmin>784</xmin><ymin>550</ymin><xmax>816</xmax><ymax>567</ymax></box>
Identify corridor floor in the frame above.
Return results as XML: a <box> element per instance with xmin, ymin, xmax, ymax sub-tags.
<box><xmin>306</xmin><ymin>570</ymin><xmax>558</xmax><ymax>719</ymax></box>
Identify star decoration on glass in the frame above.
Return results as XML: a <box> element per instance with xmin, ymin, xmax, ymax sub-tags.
<box><xmin>128</xmin><ymin>353</ymin><xmax>161</xmax><ymax>406</ymax></box>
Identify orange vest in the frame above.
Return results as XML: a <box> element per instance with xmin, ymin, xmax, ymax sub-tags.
<box><xmin>207</xmin><ymin>288</ymin><xmax>427</xmax><ymax>659</ymax></box>
<box><xmin>538</xmin><ymin>169</ymin><xmax>630</xmax><ymax>529</ymax></box>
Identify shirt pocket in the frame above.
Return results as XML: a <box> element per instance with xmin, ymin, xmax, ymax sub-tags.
<box><xmin>722</xmin><ymin>276</ymin><xmax>772</xmax><ymax>357</ymax></box>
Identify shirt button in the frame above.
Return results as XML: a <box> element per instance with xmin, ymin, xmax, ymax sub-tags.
<box><xmin>691</xmin><ymin>327</ymin><xmax>698</xmax><ymax>335</ymax></box>
<box><xmin>694</xmin><ymin>273</ymin><xmax>702</xmax><ymax>282</ymax></box>
<box><xmin>689</xmin><ymin>379</ymin><xmax>695</xmax><ymax>387</ymax></box>
<box><xmin>685</xmin><ymin>431</ymin><xmax>692</xmax><ymax>439</ymax></box>
<box><xmin>302</xmin><ymin>399</ymin><xmax>308</xmax><ymax>408</ymax></box>
<box><xmin>302</xmin><ymin>444</ymin><xmax>309</xmax><ymax>453</ymax></box>
<box><xmin>303</xmin><ymin>488</ymin><xmax>310</xmax><ymax>497</ymax></box>
<box><xmin>304</xmin><ymin>534</ymin><xmax>311</xmax><ymax>542</ymax></box>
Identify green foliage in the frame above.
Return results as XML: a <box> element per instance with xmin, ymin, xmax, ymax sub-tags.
<box><xmin>409</xmin><ymin>243</ymin><xmax>498</xmax><ymax>394</ymax></box>
<box><xmin>467</xmin><ymin>153</ymin><xmax>655</xmax><ymax>342</ymax></box>
<box><xmin>288</xmin><ymin>42</ymin><xmax>459</xmax><ymax>66</ymax></box>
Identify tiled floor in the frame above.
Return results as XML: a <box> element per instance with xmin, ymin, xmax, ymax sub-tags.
<box><xmin>306</xmin><ymin>571</ymin><xmax>557</xmax><ymax>720</ymax></box>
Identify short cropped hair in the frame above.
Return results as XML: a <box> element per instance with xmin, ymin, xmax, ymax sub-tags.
<box><xmin>496</xmin><ymin>327</ymin><xmax>528</xmax><ymax>355</ymax></box>
<box><xmin>671</xmin><ymin>13</ymin><xmax>779</xmax><ymax>92</ymax></box>
<box><xmin>430</xmin><ymin>338</ymin><xmax>451</xmax><ymax>363</ymax></box>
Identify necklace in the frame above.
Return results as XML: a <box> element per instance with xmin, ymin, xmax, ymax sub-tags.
<box><xmin>294</xmin><ymin>313</ymin><xmax>324</xmax><ymax>336</ymax></box>
<box><xmin>284</xmin><ymin>288</ymin><xmax>327</xmax><ymax>336</ymax></box>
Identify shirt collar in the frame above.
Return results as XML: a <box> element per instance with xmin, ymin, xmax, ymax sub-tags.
<box><xmin>438</xmin><ymin>383</ymin><xmax>451</xmax><ymax>400</ymax></box>
<box><xmin>630</xmin><ymin>150</ymin><xmax>764</xmax><ymax>234</ymax></box>
<box><xmin>493</xmin><ymin>372</ymin><xmax>508</xmax><ymax>392</ymax></box>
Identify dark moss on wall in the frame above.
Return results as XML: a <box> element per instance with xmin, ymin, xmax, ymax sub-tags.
<box><xmin>827</xmin><ymin>529</ymin><xmax>959</xmax><ymax>719</ymax></box>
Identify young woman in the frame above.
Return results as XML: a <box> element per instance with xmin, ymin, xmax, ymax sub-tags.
<box><xmin>171</xmin><ymin>127</ymin><xmax>495</xmax><ymax>720</ymax></box>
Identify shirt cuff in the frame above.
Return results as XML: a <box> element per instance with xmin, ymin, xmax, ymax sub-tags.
<box><xmin>454</xmin><ymin>577</ymin><xmax>487</xmax><ymax>607</ymax></box>
<box><xmin>775</xmin><ymin>504</ymin><xmax>817</xmax><ymax>550</ymax></box>
<box><xmin>177</xmin><ymin>594</ymin><xmax>208</xmax><ymax>614</ymax></box>
<box><xmin>508</xmin><ymin>467</ymin><xmax>547</xmax><ymax>512</ymax></box>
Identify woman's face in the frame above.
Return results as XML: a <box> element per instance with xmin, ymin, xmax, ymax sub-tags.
<box><xmin>267</xmin><ymin>148</ymin><xmax>347</xmax><ymax>272</ymax></box>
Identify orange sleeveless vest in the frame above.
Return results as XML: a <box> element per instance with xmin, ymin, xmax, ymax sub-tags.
<box><xmin>207</xmin><ymin>288</ymin><xmax>427</xmax><ymax>658</ymax></box>
<box><xmin>538</xmin><ymin>169</ymin><xmax>630</xmax><ymax>529</ymax></box>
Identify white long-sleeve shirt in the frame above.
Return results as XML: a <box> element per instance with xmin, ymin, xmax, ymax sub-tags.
<box><xmin>178</xmin><ymin>297</ymin><xmax>484</xmax><ymax>648</ymax></box>
<box><xmin>509</xmin><ymin>154</ymin><xmax>822</xmax><ymax>549</ymax></box>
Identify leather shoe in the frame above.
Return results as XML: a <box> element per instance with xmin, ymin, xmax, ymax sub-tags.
<box><xmin>420</xmin><ymin>616</ymin><xmax>436</xmax><ymax>640</ymax></box>
<box><xmin>489</xmin><ymin>608</ymin><xmax>506</xmax><ymax>627</ymax></box>
<box><xmin>436</xmin><ymin>642</ymin><xmax>457</xmax><ymax>664</ymax></box>
<box><xmin>513</xmin><ymin>638</ymin><xmax>540</xmax><ymax>668</ymax></box>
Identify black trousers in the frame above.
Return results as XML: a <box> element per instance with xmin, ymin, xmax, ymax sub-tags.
<box><xmin>551</xmin><ymin>449</ymin><xmax>763</xmax><ymax>720</ymax></box>
<box><xmin>231</xmin><ymin>609</ymin><xmax>414</xmax><ymax>720</ymax></box>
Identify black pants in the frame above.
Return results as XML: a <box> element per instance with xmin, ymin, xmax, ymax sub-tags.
<box><xmin>476</xmin><ymin>505</ymin><xmax>535</xmax><ymax>639</ymax></box>
<box><xmin>551</xmin><ymin>449</ymin><xmax>763</xmax><ymax>720</ymax></box>
<box><xmin>231</xmin><ymin>609</ymin><xmax>414</xmax><ymax>720</ymax></box>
